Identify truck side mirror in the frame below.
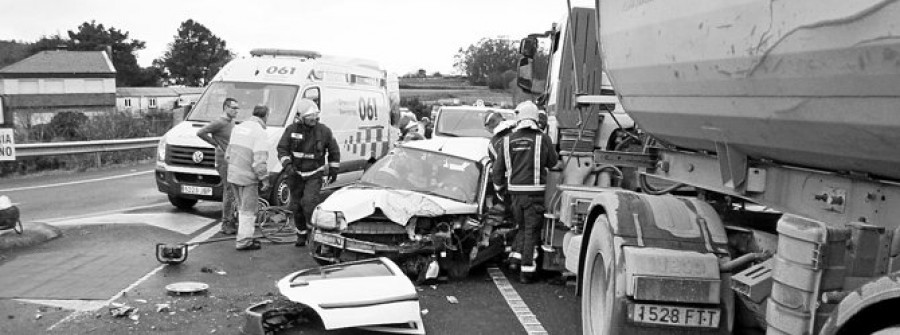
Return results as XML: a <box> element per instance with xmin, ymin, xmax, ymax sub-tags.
<box><xmin>519</xmin><ymin>36</ymin><xmax>538</xmax><ymax>59</ymax></box>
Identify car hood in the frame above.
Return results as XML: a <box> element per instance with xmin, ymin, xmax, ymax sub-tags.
<box><xmin>317</xmin><ymin>186</ymin><xmax>478</xmax><ymax>227</ymax></box>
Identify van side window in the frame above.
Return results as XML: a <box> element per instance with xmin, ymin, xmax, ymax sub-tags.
<box><xmin>303</xmin><ymin>88</ymin><xmax>321</xmax><ymax>110</ymax></box>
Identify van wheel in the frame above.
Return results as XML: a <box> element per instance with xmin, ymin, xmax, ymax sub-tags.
<box><xmin>168</xmin><ymin>195</ymin><xmax>198</xmax><ymax>210</ymax></box>
<box><xmin>582</xmin><ymin>214</ymin><xmax>617</xmax><ymax>335</ymax></box>
<box><xmin>271</xmin><ymin>172</ymin><xmax>292</xmax><ymax>207</ymax></box>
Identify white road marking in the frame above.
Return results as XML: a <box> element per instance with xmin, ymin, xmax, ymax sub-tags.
<box><xmin>54</xmin><ymin>212</ymin><xmax>215</xmax><ymax>235</ymax></box>
<box><xmin>43</xmin><ymin>202</ymin><xmax>173</xmax><ymax>223</ymax></box>
<box><xmin>488</xmin><ymin>267</ymin><xmax>549</xmax><ymax>335</ymax></box>
<box><xmin>0</xmin><ymin>170</ymin><xmax>153</xmax><ymax>193</ymax></box>
<box><xmin>47</xmin><ymin>223</ymin><xmax>222</xmax><ymax>331</ymax></box>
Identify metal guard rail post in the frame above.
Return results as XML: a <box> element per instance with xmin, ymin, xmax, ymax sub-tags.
<box><xmin>14</xmin><ymin>137</ymin><xmax>160</xmax><ymax>157</ymax></box>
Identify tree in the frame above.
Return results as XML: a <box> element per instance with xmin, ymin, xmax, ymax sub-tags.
<box><xmin>453</xmin><ymin>38</ymin><xmax>519</xmax><ymax>87</ymax></box>
<box><xmin>65</xmin><ymin>21</ymin><xmax>149</xmax><ymax>87</ymax></box>
<box><xmin>156</xmin><ymin>20</ymin><xmax>233</xmax><ymax>86</ymax></box>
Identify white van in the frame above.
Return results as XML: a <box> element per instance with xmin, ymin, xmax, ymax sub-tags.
<box><xmin>156</xmin><ymin>49</ymin><xmax>401</xmax><ymax>209</ymax></box>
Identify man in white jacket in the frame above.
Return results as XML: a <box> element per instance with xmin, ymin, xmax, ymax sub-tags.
<box><xmin>226</xmin><ymin>105</ymin><xmax>271</xmax><ymax>250</ymax></box>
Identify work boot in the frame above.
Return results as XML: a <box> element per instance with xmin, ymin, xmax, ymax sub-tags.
<box><xmin>519</xmin><ymin>272</ymin><xmax>535</xmax><ymax>284</ymax></box>
<box><xmin>507</xmin><ymin>257</ymin><xmax>521</xmax><ymax>272</ymax></box>
<box><xmin>236</xmin><ymin>240</ymin><xmax>261</xmax><ymax>251</ymax></box>
<box><xmin>219</xmin><ymin>225</ymin><xmax>237</xmax><ymax>235</ymax></box>
<box><xmin>295</xmin><ymin>231</ymin><xmax>308</xmax><ymax>247</ymax></box>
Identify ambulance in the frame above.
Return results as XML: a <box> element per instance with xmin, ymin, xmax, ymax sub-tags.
<box><xmin>155</xmin><ymin>49</ymin><xmax>401</xmax><ymax>209</ymax></box>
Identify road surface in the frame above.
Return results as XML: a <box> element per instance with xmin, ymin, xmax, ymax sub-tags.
<box><xmin>0</xmin><ymin>163</ymin><xmax>581</xmax><ymax>334</ymax></box>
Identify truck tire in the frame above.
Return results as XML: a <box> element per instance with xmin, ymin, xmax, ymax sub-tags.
<box><xmin>168</xmin><ymin>195</ymin><xmax>198</xmax><ymax>210</ymax></box>
<box><xmin>271</xmin><ymin>172</ymin><xmax>292</xmax><ymax>207</ymax></box>
<box><xmin>582</xmin><ymin>214</ymin><xmax>618</xmax><ymax>335</ymax></box>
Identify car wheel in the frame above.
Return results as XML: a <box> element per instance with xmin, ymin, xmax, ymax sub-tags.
<box><xmin>271</xmin><ymin>172</ymin><xmax>292</xmax><ymax>207</ymax></box>
<box><xmin>168</xmin><ymin>195</ymin><xmax>198</xmax><ymax>210</ymax></box>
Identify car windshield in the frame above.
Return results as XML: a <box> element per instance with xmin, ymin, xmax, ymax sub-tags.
<box><xmin>359</xmin><ymin>147</ymin><xmax>483</xmax><ymax>203</ymax></box>
<box><xmin>435</xmin><ymin>108</ymin><xmax>516</xmax><ymax>138</ymax></box>
<box><xmin>186</xmin><ymin>81</ymin><xmax>298</xmax><ymax>126</ymax></box>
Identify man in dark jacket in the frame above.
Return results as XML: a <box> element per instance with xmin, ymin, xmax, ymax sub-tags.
<box><xmin>492</xmin><ymin>101</ymin><xmax>559</xmax><ymax>283</ymax></box>
<box><xmin>277</xmin><ymin>99</ymin><xmax>340</xmax><ymax>247</ymax></box>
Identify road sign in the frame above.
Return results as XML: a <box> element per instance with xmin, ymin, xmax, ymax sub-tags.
<box><xmin>0</xmin><ymin>128</ymin><xmax>14</xmax><ymax>161</ymax></box>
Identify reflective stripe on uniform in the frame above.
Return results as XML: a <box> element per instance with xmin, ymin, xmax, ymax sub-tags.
<box><xmin>534</xmin><ymin>134</ymin><xmax>541</xmax><ymax>185</ymax></box>
<box><xmin>292</xmin><ymin>152</ymin><xmax>316</xmax><ymax>159</ymax></box>
<box><xmin>508</xmin><ymin>185</ymin><xmax>546</xmax><ymax>192</ymax></box>
<box><xmin>503</xmin><ymin>136</ymin><xmax>512</xmax><ymax>186</ymax></box>
<box><xmin>328</xmin><ymin>162</ymin><xmax>340</xmax><ymax>168</ymax></box>
<box><xmin>298</xmin><ymin>166</ymin><xmax>324</xmax><ymax>177</ymax></box>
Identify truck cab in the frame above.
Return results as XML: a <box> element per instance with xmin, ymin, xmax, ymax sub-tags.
<box><xmin>155</xmin><ymin>49</ymin><xmax>401</xmax><ymax>209</ymax></box>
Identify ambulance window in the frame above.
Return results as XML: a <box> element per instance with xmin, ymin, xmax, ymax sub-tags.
<box><xmin>303</xmin><ymin>88</ymin><xmax>320</xmax><ymax>109</ymax></box>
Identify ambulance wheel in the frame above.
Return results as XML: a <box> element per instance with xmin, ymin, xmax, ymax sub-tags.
<box><xmin>271</xmin><ymin>172</ymin><xmax>292</xmax><ymax>207</ymax></box>
<box><xmin>168</xmin><ymin>195</ymin><xmax>197</xmax><ymax>210</ymax></box>
<box><xmin>581</xmin><ymin>214</ymin><xmax>617</xmax><ymax>335</ymax></box>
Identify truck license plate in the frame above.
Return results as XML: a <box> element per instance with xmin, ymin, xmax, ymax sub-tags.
<box><xmin>181</xmin><ymin>185</ymin><xmax>212</xmax><ymax>196</ymax></box>
<box><xmin>630</xmin><ymin>303</ymin><xmax>719</xmax><ymax>328</ymax></box>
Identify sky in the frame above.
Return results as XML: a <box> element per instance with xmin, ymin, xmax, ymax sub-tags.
<box><xmin>0</xmin><ymin>0</ymin><xmax>589</xmax><ymax>75</ymax></box>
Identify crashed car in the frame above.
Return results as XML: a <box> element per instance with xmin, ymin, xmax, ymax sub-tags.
<box><xmin>309</xmin><ymin>137</ymin><xmax>512</xmax><ymax>280</ymax></box>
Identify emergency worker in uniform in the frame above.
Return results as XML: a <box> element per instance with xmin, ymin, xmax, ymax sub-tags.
<box><xmin>402</xmin><ymin>120</ymin><xmax>425</xmax><ymax>142</ymax></box>
<box><xmin>481</xmin><ymin>111</ymin><xmax>516</xmax><ymax>247</ymax></box>
<box><xmin>492</xmin><ymin>101</ymin><xmax>559</xmax><ymax>283</ymax></box>
<box><xmin>197</xmin><ymin>97</ymin><xmax>239</xmax><ymax>235</ymax></box>
<box><xmin>226</xmin><ymin>105</ymin><xmax>270</xmax><ymax>250</ymax></box>
<box><xmin>277</xmin><ymin>99</ymin><xmax>340</xmax><ymax>247</ymax></box>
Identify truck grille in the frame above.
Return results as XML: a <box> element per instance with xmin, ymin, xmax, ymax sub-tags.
<box><xmin>168</xmin><ymin>145</ymin><xmax>216</xmax><ymax>169</ymax></box>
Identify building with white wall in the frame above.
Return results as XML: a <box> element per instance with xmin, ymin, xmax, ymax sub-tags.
<box><xmin>0</xmin><ymin>50</ymin><xmax>116</xmax><ymax>125</ymax></box>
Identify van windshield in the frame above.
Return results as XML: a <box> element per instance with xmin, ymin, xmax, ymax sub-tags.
<box><xmin>187</xmin><ymin>82</ymin><xmax>298</xmax><ymax>126</ymax></box>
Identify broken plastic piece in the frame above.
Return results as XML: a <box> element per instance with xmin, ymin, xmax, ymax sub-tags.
<box><xmin>272</xmin><ymin>257</ymin><xmax>425</xmax><ymax>334</ymax></box>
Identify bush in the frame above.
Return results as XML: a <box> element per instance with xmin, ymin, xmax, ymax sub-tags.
<box><xmin>0</xmin><ymin>110</ymin><xmax>174</xmax><ymax>178</ymax></box>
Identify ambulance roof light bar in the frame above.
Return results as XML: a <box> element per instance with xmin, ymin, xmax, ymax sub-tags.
<box><xmin>250</xmin><ymin>49</ymin><xmax>322</xmax><ymax>59</ymax></box>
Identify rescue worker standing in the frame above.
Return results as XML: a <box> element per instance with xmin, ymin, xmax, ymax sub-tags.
<box><xmin>480</xmin><ymin>111</ymin><xmax>516</xmax><ymax>248</ymax></box>
<box><xmin>402</xmin><ymin>120</ymin><xmax>425</xmax><ymax>142</ymax></box>
<box><xmin>226</xmin><ymin>105</ymin><xmax>270</xmax><ymax>250</ymax></box>
<box><xmin>492</xmin><ymin>101</ymin><xmax>559</xmax><ymax>283</ymax></box>
<box><xmin>197</xmin><ymin>97</ymin><xmax>239</xmax><ymax>235</ymax></box>
<box><xmin>277</xmin><ymin>99</ymin><xmax>340</xmax><ymax>247</ymax></box>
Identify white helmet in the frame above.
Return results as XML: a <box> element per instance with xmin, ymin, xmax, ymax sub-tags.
<box><xmin>296</xmin><ymin>99</ymin><xmax>320</xmax><ymax>118</ymax></box>
<box><xmin>515</xmin><ymin>101</ymin><xmax>539</xmax><ymax>121</ymax></box>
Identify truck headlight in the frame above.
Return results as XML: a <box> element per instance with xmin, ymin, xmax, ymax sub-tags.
<box><xmin>312</xmin><ymin>209</ymin><xmax>347</xmax><ymax>230</ymax></box>
<box><xmin>157</xmin><ymin>137</ymin><xmax>167</xmax><ymax>162</ymax></box>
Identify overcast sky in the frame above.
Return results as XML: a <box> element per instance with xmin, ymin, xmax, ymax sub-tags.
<box><xmin>1</xmin><ymin>0</ymin><xmax>590</xmax><ymax>75</ymax></box>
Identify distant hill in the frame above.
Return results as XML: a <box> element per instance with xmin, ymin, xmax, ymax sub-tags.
<box><xmin>399</xmin><ymin>76</ymin><xmax>515</xmax><ymax>107</ymax></box>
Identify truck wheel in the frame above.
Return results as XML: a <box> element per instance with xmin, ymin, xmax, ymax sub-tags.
<box><xmin>271</xmin><ymin>172</ymin><xmax>292</xmax><ymax>207</ymax></box>
<box><xmin>168</xmin><ymin>195</ymin><xmax>198</xmax><ymax>210</ymax></box>
<box><xmin>582</xmin><ymin>214</ymin><xmax>617</xmax><ymax>335</ymax></box>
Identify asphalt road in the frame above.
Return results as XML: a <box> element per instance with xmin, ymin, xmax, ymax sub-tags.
<box><xmin>0</xmin><ymin>163</ymin><xmax>582</xmax><ymax>335</ymax></box>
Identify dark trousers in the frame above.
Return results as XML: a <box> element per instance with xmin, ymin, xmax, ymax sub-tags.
<box><xmin>288</xmin><ymin>172</ymin><xmax>323</xmax><ymax>233</ymax></box>
<box><xmin>510</xmin><ymin>193</ymin><xmax>545</xmax><ymax>267</ymax></box>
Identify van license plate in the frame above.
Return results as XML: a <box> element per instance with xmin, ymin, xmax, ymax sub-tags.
<box><xmin>182</xmin><ymin>185</ymin><xmax>212</xmax><ymax>196</ymax></box>
<box><xmin>630</xmin><ymin>303</ymin><xmax>719</xmax><ymax>328</ymax></box>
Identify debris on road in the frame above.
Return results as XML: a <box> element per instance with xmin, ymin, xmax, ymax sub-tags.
<box><xmin>155</xmin><ymin>303</ymin><xmax>171</xmax><ymax>313</ymax></box>
<box><xmin>109</xmin><ymin>303</ymin><xmax>137</xmax><ymax>318</ymax></box>
<box><xmin>446</xmin><ymin>296</ymin><xmax>459</xmax><ymax>304</ymax></box>
<box><xmin>244</xmin><ymin>257</ymin><xmax>425</xmax><ymax>335</ymax></box>
<box><xmin>200</xmin><ymin>266</ymin><xmax>227</xmax><ymax>276</ymax></box>
<box><xmin>165</xmin><ymin>281</ymin><xmax>209</xmax><ymax>295</ymax></box>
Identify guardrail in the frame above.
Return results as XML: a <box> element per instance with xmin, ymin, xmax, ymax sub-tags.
<box><xmin>14</xmin><ymin>137</ymin><xmax>160</xmax><ymax>158</ymax></box>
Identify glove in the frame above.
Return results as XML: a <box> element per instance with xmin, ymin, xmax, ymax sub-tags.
<box><xmin>282</xmin><ymin>162</ymin><xmax>296</xmax><ymax>175</ymax></box>
<box><xmin>327</xmin><ymin>168</ymin><xmax>338</xmax><ymax>184</ymax></box>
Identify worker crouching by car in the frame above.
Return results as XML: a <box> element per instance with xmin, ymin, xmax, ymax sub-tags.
<box><xmin>277</xmin><ymin>99</ymin><xmax>340</xmax><ymax>247</ymax></box>
<box><xmin>492</xmin><ymin>101</ymin><xmax>559</xmax><ymax>284</ymax></box>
